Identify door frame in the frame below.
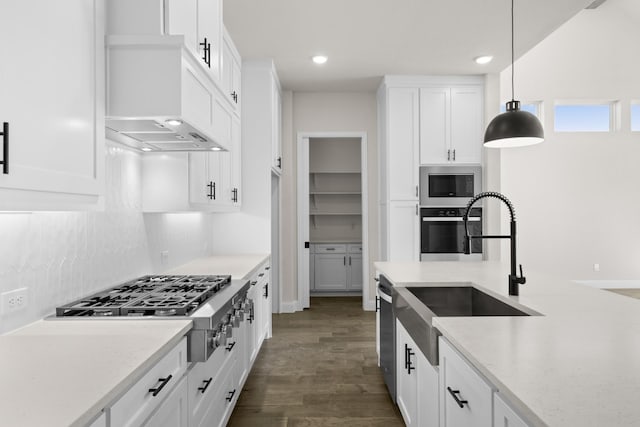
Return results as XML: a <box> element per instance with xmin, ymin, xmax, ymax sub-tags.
<box><xmin>297</xmin><ymin>131</ymin><xmax>370</xmax><ymax>311</ymax></box>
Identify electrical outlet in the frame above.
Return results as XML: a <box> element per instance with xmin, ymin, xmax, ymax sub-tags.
<box><xmin>1</xmin><ymin>288</ymin><xmax>28</xmax><ymax>313</ymax></box>
<box><xmin>161</xmin><ymin>250</ymin><xmax>169</xmax><ymax>265</ymax></box>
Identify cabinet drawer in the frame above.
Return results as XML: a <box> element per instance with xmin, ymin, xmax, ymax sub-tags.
<box><xmin>347</xmin><ymin>244</ymin><xmax>363</xmax><ymax>253</ymax></box>
<box><xmin>315</xmin><ymin>244</ymin><xmax>347</xmax><ymax>253</ymax></box>
<box><xmin>199</xmin><ymin>356</ymin><xmax>238</xmax><ymax>427</ymax></box>
<box><xmin>439</xmin><ymin>337</ymin><xmax>493</xmax><ymax>427</ymax></box>
<box><xmin>110</xmin><ymin>337</ymin><xmax>188</xmax><ymax>427</ymax></box>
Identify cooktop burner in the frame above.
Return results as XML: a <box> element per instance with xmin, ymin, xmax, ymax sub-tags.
<box><xmin>56</xmin><ymin>274</ymin><xmax>231</xmax><ymax>317</ymax></box>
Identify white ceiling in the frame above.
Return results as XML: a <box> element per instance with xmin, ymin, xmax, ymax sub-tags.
<box><xmin>223</xmin><ymin>0</ymin><xmax>595</xmax><ymax>92</ymax></box>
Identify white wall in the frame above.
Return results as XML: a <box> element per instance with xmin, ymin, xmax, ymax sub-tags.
<box><xmin>0</xmin><ymin>141</ymin><xmax>213</xmax><ymax>334</ymax></box>
<box><xmin>498</xmin><ymin>0</ymin><xmax>640</xmax><ymax>280</ymax></box>
<box><xmin>281</xmin><ymin>91</ymin><xmax>378</xmax><ymax>306</ymax></box>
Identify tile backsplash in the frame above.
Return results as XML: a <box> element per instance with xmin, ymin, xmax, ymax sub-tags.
<box><xmin>0</xmin><ymin>142</ymin><xmax>213</xmax><ymax>334</ymax></box>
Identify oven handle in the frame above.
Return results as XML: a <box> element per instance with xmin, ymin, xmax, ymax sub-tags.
<box><xmin>422</xmin><ymin>217</ymin><xmax>481</xmax><ymax>222</ymax></box>
<box><xmin>378</xmin><ymin>288</ymin><xmax>392</xmax><ymax>304</ymax></box>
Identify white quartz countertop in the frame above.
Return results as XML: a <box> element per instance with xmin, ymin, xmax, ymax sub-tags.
<box><xmin>165</xmin><ymin>253</ymin><xmax>270</xmax><ymax>279</ymax></box>
<box><xmin>375</xmin><ymin>261</ymin><xmax>640</xmax><ymax>427</ymax></box>
<box><xmin>0</xmin><ymin>319</ymin><xmax>192</xmax><ymax>427</ymax></box>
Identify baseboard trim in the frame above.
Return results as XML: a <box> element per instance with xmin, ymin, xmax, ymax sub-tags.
<box><xmin>279</xmin><ymin>300</ymin><xmax>300</xmax><ymax>313</ymax></box>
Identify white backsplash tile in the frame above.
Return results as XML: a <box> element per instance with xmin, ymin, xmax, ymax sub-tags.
<box><xmin>0</xmin><ymin>141</ymin><xmax>212</xmax><ymax>334</ymax></box>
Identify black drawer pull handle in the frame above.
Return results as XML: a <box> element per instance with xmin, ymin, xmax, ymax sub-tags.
<box><xmin>226</xmin><ymin>341</ymin><xmax>236</xmax><ymax>352</ymax></box>
<box><xmin>226</xmin><ymin>389</ymin><xmax>236</xmax><ymax>402</ymax></box>
<box><xmin>258</xmin><ymin>273</ymin><xmax>264</xmax><ymax>277</ymax></box>
<box><xmin>447</xmin><ymin>386</ymin><xmax>468</xmax><ymax>408</ymax></box>
<box><xmin>198</xmin><ymin>377</ymin><xmax>212</xmax><ymax>394</ymax></box>
<box><xmin>406</xmin><ymin>347</ymin><xmax>415</xmax><ymax>374</ymax></box>
<box><xmin>263</xmin><ymin>284</ymin><xmax>269</xmax><ymax>298</ymax></box>
<box><xmin>1</xmin><ymin>122</ymin><xmax>8</xmax><ymax>174</ymax></box>
<box><xmin>148</xmin><ymin>374</ymin><xmax>173</xmax><ymax>397</ymax></box>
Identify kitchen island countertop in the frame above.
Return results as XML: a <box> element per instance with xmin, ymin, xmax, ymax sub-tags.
<box><xmin>0</xmin><ymin>319</ymin><xmax>192</xmax><ymax>427</ymax></box>
<box><xmin>375</xmin><ymin>260</ymin><xmax>640</xmax><ymax>427</ymax></box>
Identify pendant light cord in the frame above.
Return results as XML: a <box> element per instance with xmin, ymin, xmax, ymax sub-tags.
<box><xmin>511</xmin><ymin>0</ymin><xmax>515</xmax><ymax>102</ymax></box>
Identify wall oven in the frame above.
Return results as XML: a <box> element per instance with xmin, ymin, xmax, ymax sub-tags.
<box><xmin>420</xmin><ymin>207</ymin><xmax>483</xmax><ymax>261</ymax></box>
<box><xmin>419</xmin><ymin>165</ymin><xmax>482</xmax><ymax>207</ymax></box>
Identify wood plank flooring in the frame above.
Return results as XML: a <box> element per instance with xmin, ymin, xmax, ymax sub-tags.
<box><xmin>227</xmin><ymin>297</ymin><xmax>404</xmax><ymax>426</ymax></box>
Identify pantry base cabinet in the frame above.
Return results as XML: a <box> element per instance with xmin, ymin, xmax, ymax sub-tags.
<box><xmin>311</xmin><ymin>244</ymin><xmax>363</xmax><ymax>292</ymax></box>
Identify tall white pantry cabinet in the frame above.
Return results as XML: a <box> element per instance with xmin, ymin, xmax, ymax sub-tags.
<box><xmin>0</xmin><ymin>0</ymin><xmax>105</xmax><ymax>210</ymax></box>
<box><xmin>377</xmin><ymin>76</ymin><xmax>484</xmax><ymax>262</ymax></box>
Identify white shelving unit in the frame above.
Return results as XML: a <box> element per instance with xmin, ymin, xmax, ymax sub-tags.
<box><xmin>308</xmin><ymin>138</ymin><xmax>362</xmax><ymax>293</ymax></box>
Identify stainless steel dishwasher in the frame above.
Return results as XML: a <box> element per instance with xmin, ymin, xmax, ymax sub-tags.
<box><xmin>378</xmin><ymin>275</ymin><xmax>396</xmax><ymax>402</ymax></box>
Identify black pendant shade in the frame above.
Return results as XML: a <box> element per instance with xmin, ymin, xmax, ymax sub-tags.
<box><xmin>484</xmin><ymin>0</ymin><xmax>545</xmax><ymax>148</ymax></box>
<box><xmin>484</xmin><ymin>101</ymin><xmax>544</xmax><ymax>147</ymax></box>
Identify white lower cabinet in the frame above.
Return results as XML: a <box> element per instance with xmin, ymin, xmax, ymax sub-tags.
<box><xmin>109</xmin><ymin>337</ymin><xmax>188</xmax><ymax>427</ymax></box>
<box><xmin>311</xmin><ymin>243</ymin><xmax>363</xmax><ymax>291</ymax></box>
<box><xmin>142</xmin><ymin>375</ymin><xmax>188</xmax><ymax>427</ymax></box>
<box><xmin>439</xmin><ymin>337</ymin><xmax>493</xmax><ymax>427</ymax></box>
<box><xmin>493</xmin><ymin>393</ymin><xmax>529</xmax><ymax>427</ymax></box>
<box><xmin>396</xmin><ymin>319</ymin><xmax>439</xmax><ymax>427</ymax></box>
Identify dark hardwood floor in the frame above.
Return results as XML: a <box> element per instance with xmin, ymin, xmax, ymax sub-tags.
<box><xmin>228</xmin><ymin>297</ymin><xmax>404</xmax><ymax>426</ymax></box>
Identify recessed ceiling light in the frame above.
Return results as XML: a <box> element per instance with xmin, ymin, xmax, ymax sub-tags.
<box><xmin>211</xmin><ymin>147</ymin><xmax>222</xmax><ymax>151</ymax></box>
<box><xmin>141</xmin><ymin>147</ymin><xmax>152</xmax><ymax>152</ymax></box>
<box><xmin>312</xmin><ymin>55</ymin><xmax>328</xmax><ymax>65</ymax></box>
<box><xmin>165</xmin><ymin>119</ymin><xmax>183</xmax><ymax>126</ymax></box>
<box><xmin>474</xmin><ymin>55</ymin><xmax>493</xmax><ymax>65</ymax></box>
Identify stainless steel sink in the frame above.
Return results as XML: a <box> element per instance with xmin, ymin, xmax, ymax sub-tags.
<box><xmin>394</xmin><ymin>285</ymin><xmax>535</xmax><ymax>366</ymax></box>
<box><xmin>407</xmin><ymin>286</ymin><xmax>530</xmax><ymax>317</ymax></box>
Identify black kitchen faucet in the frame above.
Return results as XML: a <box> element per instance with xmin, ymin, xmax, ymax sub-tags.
<box><xmin>462</xmin><ymin>191</ymin><xmax>526</xmax><ymax>296</ymax></box>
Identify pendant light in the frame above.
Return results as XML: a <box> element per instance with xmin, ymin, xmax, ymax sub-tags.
<box><xmin>484</xmin><ymin>0</ymin><xmax>544</xmax><ymax>148</ymax></box>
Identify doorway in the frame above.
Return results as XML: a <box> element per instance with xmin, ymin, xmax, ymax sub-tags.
<box><xmin>297</xmin><ymin>132</ymin><xmax>369</xmax><ymax>310</ymax></box>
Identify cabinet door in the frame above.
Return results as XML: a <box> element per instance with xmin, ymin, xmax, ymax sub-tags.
<box><xmin>314</xmin><ymin>254</ymin><xmax>348</xmax><ymax>290</ymax></box>
<box><xmin>388</xmin><ymin>201</ymin><xmax>419</xmax><ymax>262</ymax></box>
<box><xmin>189</xmin><ymin>152</ymin><xmax>212</xmax><ymax>205</ymax></box>
<box><xmin>440</xmin><ymin>338</ymin><xmax>493</xmax><ymax>427</ymax></box>
<box><xmin>419</xmin><ymin>87</ymin><xmax>450</xmax><ymax>164</ymax></box>
<box><xmin>230</xmin><ymin>116</ymin><xmax>242</xmax><ymax>206</ymax></box>
<box><xmin>387</xmin><ymin>88</ymin><xmax>419</xmax><ymax>200</ymax></box>
<box><xmin>197</xmin><ymin>0</ymin><xmax>222</xmax><ymax>82</ymax></box>
<box><xmin>142</xmin><ymin>375</ymin><xmax>188</xmax><ymax>427</ymax></box>
<box><xmin>348</xmin><ymin>254</ymin><xmax>363</xmax><ymax>290</ymax></box>
<box><xmin>450</xmin><ymin>87</ymin><xmax>483</xmax><ymax>164</ymax></box>
<box><xmin>261</xmin><ymin>273</ymin><xmax>272</xmax><ymax>339</ymax></box>
<box><xmin>271</xmin><ymin>79</ymin><xmax>282</xmax><ymax>172</ymax></box>
<box><xmin>0</xmin><ymin>0</ymin><xmax>103</xmax><ymax>208</ymax></box>
<box><xmin>493</xmin><ymin>393</ymin><xmax>529</xmax><ymax>427</ymax></box>
<box><xmin>418</xmin><ymin>351</ymin><xmax>439</xmax><ymax>427</ymax></box>
<box><xmin>396</xmin><ymin>320</ymin><xmax>418</xmax><ymax>426</ymax></box>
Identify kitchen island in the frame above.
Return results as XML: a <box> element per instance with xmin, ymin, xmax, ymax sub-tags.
<box><xmin>375</xmin><ymin>260</ymin><xmax>640</xmax><ymax>427</ymax></box>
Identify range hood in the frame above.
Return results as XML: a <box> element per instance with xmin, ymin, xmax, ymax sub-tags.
<box><xmin>106</xmin><ymin>35</ymin><xmax>229</xmax><ymax>152</ymax></box>
<box><xmin>106</xmin><ymin>119</ymin><xmax>223</xmax><ymax>152</ymax></box>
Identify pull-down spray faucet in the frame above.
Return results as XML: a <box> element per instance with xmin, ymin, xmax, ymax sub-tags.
<box><xmin>463</xmin><ymin>191</ymin><xmax>526</xmax><ymax>296</ymax></box>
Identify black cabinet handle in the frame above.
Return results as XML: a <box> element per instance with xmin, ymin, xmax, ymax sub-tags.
<box><xmin>199</xmin><ymin>37</ymin><xmax>211</xmax><ymax>67</ymax></box>
<box><xmin>212</xmin><ymin>182</ymin><xmax>216</xmax><ymax>200</ymax></box>
<box><xmin>349</xmin><ymin>256</ymin><xmax>352</xmax><ymax>266</ymax></box>
<box><xmin>207</xmin><ymin>181</ymin><xmax>214</xmax><ymax>199</ymax></box>
<box><xmin>1</xmin><ymin>122</ymin><xmax>8</xmax><ymax>174</ymax></box>
<box><xmin>198</xmin><ymin>377</ymin><xmax>213</xmax><ymax>394</ymax></box>
<box><xmin>263</xmin><ymin>283</ymin><xmax>269</xmax><ymax>298</ymax></box>
<box><xmin>277</xmin><ymin>156</ymin><xmax>281</xmax><ymax>169</ymax></box>
<box><xmin>407</xmin><ymin>348</ymin><xmax>415</xmax><ymax>374</ymax></box>
<box><xmin>258</xmin><ymin>273</ymin><xmax>264</xmax><ymax>277</ymax></box>
<box><xmin>231</xmin><ymin>91</ymin><xmax>238</xmax><ymax>103</ymax></box>
<box><xmin>343</xmin><ymin>256</ymin><xmax>346</xmax><ymax>266</ymax></box>
<box><xmin>148</xmin><ymin>374</ymin><xmax>173</xmax><ymax>397</ymax></box>
<box><xmin>226</xmin><ymin>389</ymin><xmax>236</xmax><ymax>402</ymax></box>
<box><xmin>250</xmin><ymin>280</ymin><xmax>257</xmax><ymax>286</ymax></box>
<box><xmin>447</xmin><ymin>387</ymin><xmax>468</xmax><ymax>408</ymax></box>
<box><xmin>265</xmin><ymin>266</ymin><xmax>271</xmax><ymax>270</ymax></box>
<box><xmin>226</xmin><ymin>341</ymin><xmax>236</xmax><ymax>352</ymax></box>
<box><xmin>249</xmin><ymin>306</ymin><xmax>254</xmax><ymax>323</ymax></box>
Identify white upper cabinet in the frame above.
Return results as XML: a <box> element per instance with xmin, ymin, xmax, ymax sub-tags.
<box><xmin>222</xmin><ymin>27</ymin><xmax>242</xmax><ymax>115</ymax></box>
<box><xmin>386</xmin><ymin>88</ymin><xmax>420</xmax><ymax>201</ymax></box>
<box><xmin>0</xmin><ymin>0</ymin><xmax>104</xmax><ymax>210</ymax></box>
<box><xmin>420</xmin><ymin>84</ymin><xmax>483</xmax><ymax>165</ymax></box>
<box><xmin>109</xmin><ymin>0</ymin><xmax>222</xmax><ymax>84</ymax></box>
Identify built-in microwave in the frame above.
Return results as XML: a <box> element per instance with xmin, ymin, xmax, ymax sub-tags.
<box><xmin>419</xmin><ymin>165</ymin><xmax>482</xmax><ymax>207</ymax></box>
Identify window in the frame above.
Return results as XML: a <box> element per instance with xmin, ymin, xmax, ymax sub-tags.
<box><xmin>554</xmin><ymin>103</ymin><xmax>613</xmax><ymax>132</ymax></box>
<box><xmin>631</xmin><ymin>103</ymin><xmax>640</xmax><ymax>132</ymax></box>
